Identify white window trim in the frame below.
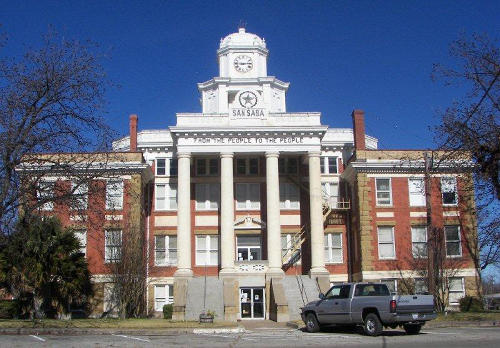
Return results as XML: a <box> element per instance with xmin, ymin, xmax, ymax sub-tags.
<box><xmin>155</xmin><ymin>183</ymin><xmax>178</xmax><ymax>211</ymax></box>
<box><xmin>235</xmin><ymin>183</ymin><xmax>261</xmax><ymax>210</ymax></box>
<box><xmin>411</xmin><ymin>226</ymin><xmax>428</xmax><ymax>258</ymax></box>
<box><xmin>105</xmin><ymin>180</ymin><xmax>124</xmax><ymax>210</ymax></box>
<box><xmin>281</xmin><ymin>233</ymin><xmax>302</xmax><ymax>264</ymax></box>
<box><xmin>321</xmin><ymin>156</ymin><xmax>338</xmax><ymax>175</ymax></box>
<box><xmin>37</xmin><ymin>181</ymin><xmax>54</xmax><ymax>211</ymax></box>
<box><xmin>195</xmin><ymin>235</ymin><xmax>219</xmax><ymax>266</ymax></box>
<box><xmin>105</xmin><ymin>229</ymin><xmax>122</xmax><ymax>263</ymax></box>
<box><xmin>408</xmin><ymin>178</ymin><xmax>426</xmax><ymax>207</ymax></box>
<box><xmin>324</xmin><ymin>232</ymin><xmax>343</xmax><ymax>264</ymax></box>
<box><xmin>195</xmin><ymin>183</ymin><xmax>220</xmax><ymax>211</ymax></box>
<box><xmin>154</xmin><ymin>235</ymin><xmax>177</xmax><ymax>266</ymax></box>
<box><xmin>375</xmin><ymin>178</ymin><xmax>392</xmax><ymax>206</ymax></box>
<box><xmin>279</xmin><ymin>182</ymin><xmax>300</xmax><ymax>210</ymax></box>
<box><xmin>441</xmin><ymin>176</ymin><xmax>458</xmax><ymax>206</ymax></box>
<box><xmin>445</xmin><ymin>225</ymin><xmax>462</xmax><ymax>258</ymax></box>
<box><xmin>377</xmin><ymin>226</ymin><xmax>396</xmax><ymax>260</ymax></box>
<box><xmin>154</xmin><ymin>284</ymin><xmax>174</xmax><ymax>311</ymax></box>
<box><xmin>156</xmin><ymin>158</ymin><xmax>167</xmax><ymax>176</ymax></box>
<box><xmin>74</xmin><ymin>229</ymin><xmax>87</xmax><ymax>257</ymax></box>
<box><xmin>71</xmin><ymin>182</ymin><xmax>88</xmax><ymax>210</ymax></box>
<box><xmin>448</xmin><ymin>277</ymin><xmax>465</xmax><ymax>305</ymax></box>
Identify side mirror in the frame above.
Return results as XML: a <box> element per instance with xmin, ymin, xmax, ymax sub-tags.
<box><xmin>319</xmin><ymin>293</ymin><xmax>325</xmax><ymax>300</ymax></box>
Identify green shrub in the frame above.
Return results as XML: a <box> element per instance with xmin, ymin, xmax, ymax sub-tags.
<box><xmin>0</xmin><ymin>300</ymin><xmax>19</xmax><ymax>319</ymax></box>
<box><xmin>163</xmin><ymin>304</ymin><xmax>173</xmax><ymax>319</ymax></box>
<box><xmin>459</xmin><ymin>296</ymin><xmax>483</xmax><ymax>312</ymax></box>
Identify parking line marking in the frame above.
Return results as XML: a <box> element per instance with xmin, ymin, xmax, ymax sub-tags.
<box><xmin>29</xmin><ymin>335</ymin><xmax>46</xmax><ymax>342</ymax></box>
<box><xmin>112</xmin><ymin>334</ymin><xmax>151</xmax><ymax>342</ymax></box>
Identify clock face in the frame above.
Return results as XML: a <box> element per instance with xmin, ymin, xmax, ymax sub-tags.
<box><xmin>234</xmin><ymin>55</ymin><xmax>253</xmax><ymax>73</ymax></box>
<box><xmin>239</xmin><ymin>91</ymin><xmax>258</xmax><ymax>108</ymax></box>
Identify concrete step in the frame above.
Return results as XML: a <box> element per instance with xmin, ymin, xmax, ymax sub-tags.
<box><xmin>282</xmin><ymin>276</ymin><xmax>322</xmax><ymax>321</ymax></box>
<box><xmin>185</xmin><ymin>276</ymin><xmax>224</xmax><ymax>321</ymax></box>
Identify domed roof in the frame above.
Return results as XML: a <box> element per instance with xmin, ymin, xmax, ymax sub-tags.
<box><xmin>219</xmin><ymin>27</ymin><xmax>266</xmax><ymax>49</ymax></box>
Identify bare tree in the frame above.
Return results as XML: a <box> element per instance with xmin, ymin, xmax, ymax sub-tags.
<box><xmin>0</xmin><ymin>28</ymin><xmax>113</xmax><ymax>233</ymax></box>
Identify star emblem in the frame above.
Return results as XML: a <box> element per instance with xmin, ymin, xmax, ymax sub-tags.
<box><xmin>239</xmin><ymin>91</ymin><xmax>258</xmax><ymax>108</ymax></box>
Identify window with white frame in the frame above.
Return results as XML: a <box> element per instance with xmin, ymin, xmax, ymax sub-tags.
<box><xmin>281</xmin><ymin>234</ymin><xmax>300</xmax><ymax>262</ymax></box>
<box><xmin>324</xmin><ymin>233</ymin><xmax>343</xmax><ymax>263</ymax></box>
<box><xmin>408</xmin><ymin>178</ymin><xmax>426</xmax><ymax>206</ymax></box>
<box><xmin>279</xmin><ymin>182</ymin><xmax>300</xmax><ymax>209</ymax></box>
<box><xmin>155</xmin><ymin>235</ymin><xmax>177</xmax><ymax>266</ymax></box>
<box><xmin>195</xmin><ymin>183</ymin><xmax>220</xmax><ymax>210</ymax></box>
<box><xmin>380</xmin><ymin>279</ymin><xmax>397</xmax><ymax>294</ymax></box>
<box><xmin>37</xmin><ymin>181</ymin><xmax>54</xmax><ymax>210</ymax></box>
<box><xmin>414</xmin><ymin>278</ymin><xmax>429</xmax><ymax>294</ymax></box>
<box><xmin>155</xmin><ymin>183</ymin><xmax>177</xmax><ymax>210</ymax></box>
<box><xmin>196</xmin><ymin>158</ymin><xmax>218</xmax><ymax>176</ymax></box>
<box><xmin>154</xmin><ymin>284</ymin><xmax>174</xmax><ymax>311</ymax></box>
<box><xmin>71</xmin><ymin>182</ymin><xmax>88</xmax><ymax>210</ymax></box>
<box><xmin>103</xmin><ymin>283</ymin><xmax>118</xmax><ymax>313</ymax></box>
<box><xmin>375</xmin><ymin>178</ymin><xmax>392</xmax><ymax>206</ymax></box>
<box><xmin>157</xmin><ymin>158</ymin><xmax>178</xmax><ymax>176</ymax></box>
<box><xmin>278</xmin><ymin>157</ymin><xmax>298</xmax><ymax>175</ymax></box>
<box><xmin>74</xmin><ymin>229</ymin><xmax>87</xmax><ymax>257</ymax></box>
<box><xmin>377</xmin><ymin>226</ymin><xmax>396</xmax><ymax>259</ymax></box>
<box><xmin>105</xmin><ymin>229</ymin><xmax>122</xmax><ymax>263</ymax></box>
<box><xmin>237</xmin><ymin>235</ymin><xmax>262</xmax><ymax>261</ymax></box>
<box><xmin>411</xmin><ymin>226</ymin><xmax>427</xmax><ymax>258</ymax></box>
<box><xmin>441</xmin><ymin>177</ymin><xmax>458</xmax><ymax>205</ymax></box>
<box><xmin>156</xmin><ymin>158</ymin><xmax>166</xmax><ymax>176</ymax></box>
<box><xmin>195</xmin><ymin>235</ymin><xmax>219</xmax><ymax>265</ymax></box>
<box><xmin>106</xmin><ymin>180</ymin><xmax>123</xmax><ymax>209</ymax></box>
<box><xmin>236</xmin><ymin>157</ymin><xmax>259</xmax><ymax>175</ymax></box>
<box><xmin>320</xmin><ymin>156</ymin><xmax>338</xmax><ymax>174</ymax></box>
<box><xmin>322</xmin><ymin>182</ymin><xmax>339</xmax><ymax>207</ymax></box>
<box><xmin>448</xmin><ymin>277</ymin><xmax>465</xmax><ymax>304</ymax></box>
<box><xmin>235</xmin><ymin>183</ymin><xmax>260</xmax><ymax>210</ymax></box>
<box><xmin>445</xmin><ymin>225</ymin><xmax>462</xmax><ymax>257</ymax></box>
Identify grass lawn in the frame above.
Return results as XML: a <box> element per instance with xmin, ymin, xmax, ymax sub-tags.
<box><xmin>0</xmin><ymin>318</ymin><xmax>238</xmax><ymax>329</ymax></box>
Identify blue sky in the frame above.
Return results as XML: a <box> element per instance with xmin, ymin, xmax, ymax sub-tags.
<box><xmin>1</xmin><ymin>0</ymin><xmax>499</xmax><ymax>149</ymax></box>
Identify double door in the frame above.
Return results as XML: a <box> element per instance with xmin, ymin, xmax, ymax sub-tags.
<box><xmin>240</xmin><ymin>287</ymin><xmax>265</xmax><ymax>319</ymax></box>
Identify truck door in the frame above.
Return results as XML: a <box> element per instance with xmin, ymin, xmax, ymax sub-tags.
<box><xmin>316</xmin><ymin>285</ymin><xmax>351</xmax><ymax>324</ymax></box>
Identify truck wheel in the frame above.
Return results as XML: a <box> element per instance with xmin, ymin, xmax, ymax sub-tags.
<box><xmin>403</xmin><ymin>324</ymin><xmax>422</xmax><ymax>335</ymax></box>
<box><xmin>305</xmin><ymin>313</ymin><xmax>320</xmax><ymax>333</ymax></box>
<box><xmin>363</xmin><ymin>313</ymin><xmax>382</xmax><ymax>336</ymax></box>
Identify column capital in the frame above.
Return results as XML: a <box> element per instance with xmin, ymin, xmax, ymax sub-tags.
<box><xmin>307</xmin><ymin>151</ymin><xmax>322</xmax><ymax>158</ymax></box>
<box><xmin>220</xmin><ymin>152</ymin><xmax>234</xmax><ymax>159</ymax></box>
<box><xmin>177</xmin><ymin>152</ymin><xmax>191</xmax><ymax>159</ymax></box>
<box><xmin>265</xmin><ymin>151</ymin><xmax>280</xmax><ymax>158</ymax></box>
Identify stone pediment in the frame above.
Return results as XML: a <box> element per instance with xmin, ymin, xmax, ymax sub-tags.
<box><xmin>234</xmin><ymin>215</ymin><xmax>266</xmax><ymax>229</ymax></box>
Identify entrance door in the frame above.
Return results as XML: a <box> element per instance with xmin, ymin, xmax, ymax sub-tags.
<box><xmin>240</xmin><ymin>288</ymin><xmax>265</xmax><ymax>319</ymax></box>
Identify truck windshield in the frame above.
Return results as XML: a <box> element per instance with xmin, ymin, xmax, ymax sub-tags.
<box><xmin>354</xmin><ymin>284</ymin><xmax>390</xmax><ymax>296</ymax></box>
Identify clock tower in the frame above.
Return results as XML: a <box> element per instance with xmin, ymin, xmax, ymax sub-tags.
<box><xmin>198</xmin><ymin>27</ymin><xmax>289</xmax><ymax>116</ymax></box>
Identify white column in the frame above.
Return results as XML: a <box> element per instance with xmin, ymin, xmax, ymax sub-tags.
<box><xmin>308</xmin><ymin>151</ymin><xmax>329</xmax><ymax>276</ymax></box>
<box><xmin>266</xmin><ymin>151</ymin><xmax>284</xmax><ymax>276</ymax></box>
<box><xmin>174</xmin><ymin>152</ymin><xmax>193</xmax><ymax>278</ymax></box>
<box><xmin>220</xmin><ymin>152</ymin><xmax>235</xmax><ymax>275</ymax></box>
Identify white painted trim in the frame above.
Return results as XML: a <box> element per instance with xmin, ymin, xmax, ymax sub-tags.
<box><xmin>361</xmin><ymin>268</ymin><xmax>477</xmax><ymax>279</ymax></box>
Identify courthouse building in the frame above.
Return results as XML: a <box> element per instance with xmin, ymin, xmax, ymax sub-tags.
<box><xmin>25</xmin><ymin>28</ymin><xmax>479</xmax><ymax>320</ymax></box>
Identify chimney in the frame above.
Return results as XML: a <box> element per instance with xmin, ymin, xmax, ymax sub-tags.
<box><xmin>351</xmin><ymin>109</ymin><xmax>366</xmax><ymax>151</ymax></box>
<box><xmin>129</xmin><ymin>114</ymin><xmax>138</xmax><ymax>152</ymax></box>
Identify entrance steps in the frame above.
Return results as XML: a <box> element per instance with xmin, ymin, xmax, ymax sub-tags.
<box><xmin>282</xmin><ymin>275</ymin><xmax>322</xmax><ymax>320</ymax></box>
<box><xmin>185</xmin><ymin>276</ymin><xmax>224</xmax><ymax>321</ymax></box>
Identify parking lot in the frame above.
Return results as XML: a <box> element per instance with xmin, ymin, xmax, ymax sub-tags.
<box><xmin>0</xmin><ymin>326</ymin><xmax>499</xmax><ymax>347</ymax></box>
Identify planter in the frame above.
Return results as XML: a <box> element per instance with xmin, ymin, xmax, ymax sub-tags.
<box><xmin>199</xmin><ymin>313</ymin><xmax>214</xmax><ymax>323</ymax></box>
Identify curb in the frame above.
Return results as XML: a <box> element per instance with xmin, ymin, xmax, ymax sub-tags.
<box><xmin>0</xmin><ymin>327</ymin><xmax>204</xmax><ymax>336</ymax></box>
<box><xmin>193</xmin><ymin>327</ymin><xmax>246</xmax><ymax>334</ymax></box>
<box><xmin>286</xmin><ymin>321</ymin><xmax>300</xmax><ymax>329</ymax></box>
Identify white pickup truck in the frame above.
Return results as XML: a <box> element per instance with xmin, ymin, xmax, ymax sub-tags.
<box><xmin>301</xmin><ymin>282</ymin><xmax>436</xmax><ymax>336</ymax></box>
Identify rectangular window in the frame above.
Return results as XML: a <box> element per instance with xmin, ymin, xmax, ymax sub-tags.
<box><xmin>445</xmin><ymin>225</ymin><xmax>462</xmax><ymax>257</ymax></box>
<box><xmin>106</xmin><ymin>180</ymin><xmax>123</xmax><ymax>209</ymax></box>
<box><xmin>411</xmin><ymin>226</ymin><xmax>427</xmax><ymax>258</ymax></box>
<box><xmin>414</xmin><ymin>278</ymin><xmax>428</xmax><ymax>294</ymax></box>
<box><xmin>408</xmin><ymin>178</ymin><xmax>426</xmax><ymax>206</ymax></box>
<box><xmin>154</xmin><ymin>284</ymin><xmax>174</xmax><ymax>311</ymax></box>
<box><xmin>155</xmin><ymin>183</ymin><xmax>177</xmax><ymax>210</ymax></box>
<box><xmin>195</xmin><ymin>235</ymin><xmax>219</xmax><ymax>266</ymax></box>
<box><xmin>321</xmin><ymin>156</ymin><xmax>338</xmax><ymax>174</ymax></box>
<box><xmin>195</xmin><ymin>183</ymin><xmax>220</xmax><ymax>210</ymax></box>
<box><xmin>279</xmin><ymin>182</ymin><xmax>300</xmax><ymax>209</ymax></box>
<box><xmin>71</xmin><ymin>182</ymin><xmax>88</xmax><ymax>210</ymax></box>
<box><xmin>196</xmin><ymin>158</ymin><xmax>218</xmax><ymax>176</ymax></box>
<box><xmin>74</xmin><ymin>229</ymin><xmax>87</xmax><ymax>257</ymax></box>
<box><xmin>169</xmin><ymin>158</ymin><xmax>178</xmax><ymax>176</ymax></box>
<box><xmin>235</xmin><ymin>183</ymin><xmax>260</xmax><ymax>210</ymax></box>
<box><xmin>237</xmin><ymin>235</ymin><xmax>262</xmax><ymax>261</ymax></box>
<box><xmin>441</xmin><ymin>177</ymin><xmax>458</xmax><ymax>205</ymax></box>
<box><xmin>324</xmin><ymin>233</ymin><xmax>343</xmax><ymax>263</ymax></box>
<box><xmin>278</xmin><ymin>157</ymin><xmax>298</xmax><ymax>175</ymax></box>
<box><xmin>377</xmin><ymin>226</ymin><xmax>395</xmax><ymax>259</ymax></box>
<box><xmin>155</xmin><ymin>235</ymin><xmax>177</xmax><ymax>266</ymax></box>
<box><xmin>380</xmin><ymin>279</ymin><xmax>397</xmax><ymax>294</ymax></box>
<box><xmin>236</xmin><ymin>158</ymin><xmax>259</xmax><ymax>175</ymax></box>
<box><xmin>448</xmin><ymin>277</ymin><xmax>465</xmax><ymax>304</ymax></box>
<box><xmin>37</xmin><ymin>181</ymin><xmax>54</xmax><ymax>211</ymax></box>
<box><xmin>375</xmin><ymin>178</ymin><xmax>392</xmax><ymax>206</ymax></box>
<box><xmin>321</xmin><ymin>182</ymin><xmax>339</xmax><ymax>207</ymax></box>
<box><xmin>105</xmin><ymin>229</ymin><xmax>122</xmax><ymax>263</ymax></box>
<box><xmin>156</xmin><ymin>159</ymin><xmax>166</xmax><ymax>176</ymax></box>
